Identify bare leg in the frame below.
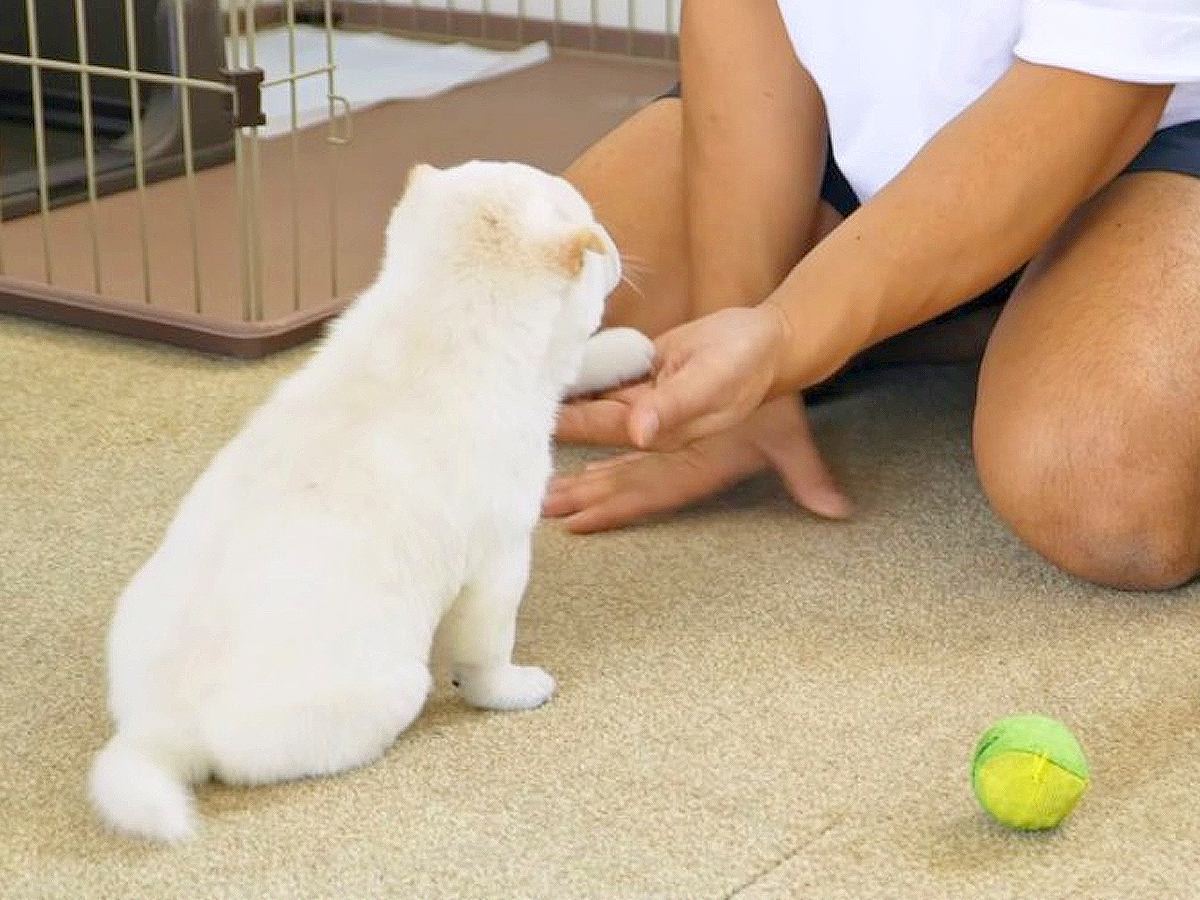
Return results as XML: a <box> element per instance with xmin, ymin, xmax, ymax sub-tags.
<box><xmin>975</xmin><ymin>171</ymin><xmax>1200</xmax><ymax>590</ymax></box>
<box><xmin>565</xmin><ymin>100</ymin><xmax>690</xmax><ymax>338</ymax></box>
<box><xmin>442</xmin><ymin>542</ymin><xmax>555</xmax><ymax>710</ymax></box>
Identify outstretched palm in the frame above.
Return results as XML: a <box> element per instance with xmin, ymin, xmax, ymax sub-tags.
<box><xmin>546</xmin><ymin>395</ymin><xmax>851</xmax><ymax>533</ymax></box>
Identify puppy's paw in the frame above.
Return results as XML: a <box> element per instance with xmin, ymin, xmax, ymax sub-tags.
<box><xmin>457</xmin><ymin>664</ymin><xmax>556</xmax><ymax>711</ymax></box>
<box><xmin>565</xmin><ymin>327</ymin><xmax>654</xmax><ymax>398</ymax></box>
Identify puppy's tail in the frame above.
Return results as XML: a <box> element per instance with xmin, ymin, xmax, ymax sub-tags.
<box><xmin>88</xmin><ymin>731</ymin><xmax>199</xmax><ymax>843</ymax></box>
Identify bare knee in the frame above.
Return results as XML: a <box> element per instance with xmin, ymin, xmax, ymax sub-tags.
<box><xmin>974</xmin><ymin>401</ymin><xmax>1200</xmax><ymax>592</ymax></box>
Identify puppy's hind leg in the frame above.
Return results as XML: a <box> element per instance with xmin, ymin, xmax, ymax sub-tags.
<box><xmin>202</xmin><ymin>659</ymin><xmax>432</xmax><ymax>786</ymax></box>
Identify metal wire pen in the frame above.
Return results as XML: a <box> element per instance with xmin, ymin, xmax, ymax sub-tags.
<box><xmin>0</xmin><ymin>0</ymin><xmax>679</xmax><ymax>352</ymax></box>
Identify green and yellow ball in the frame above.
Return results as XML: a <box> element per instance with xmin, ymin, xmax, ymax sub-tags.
<box><xmin>971</xmin><ymin>715</ymin><xmax>1090</xmax><ymax>831</ymax></box>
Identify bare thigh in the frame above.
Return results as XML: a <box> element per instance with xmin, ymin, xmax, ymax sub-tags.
<box><xmin>564</xmin><ymin>99</ymin><xmax>690</xmax><ymax>338</ymax></box>
<box><xmin>565</xmin><ymin>98</ymin><xmax>838</xmax><ymax>337</ymax></box>
<box><xmin>974</xmin><ymin>171</ymin><xmax>1200</xmax><ymax>590</ymax></box>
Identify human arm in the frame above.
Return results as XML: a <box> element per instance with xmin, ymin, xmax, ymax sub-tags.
<box><xmin>626</xmin><ymin>62</ymin><xmax>1173</xmax><ymax>449</ymax></box>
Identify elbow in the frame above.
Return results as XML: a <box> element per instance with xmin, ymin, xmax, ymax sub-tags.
<box><xmin>1085</xmin><ymin>81</ymin><xmax>1173</xmax><ymax>195</ymax></box>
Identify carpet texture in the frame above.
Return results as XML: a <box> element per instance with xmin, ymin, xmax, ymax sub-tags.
<box><xmin>3</xmin><ymin>315</ymin><xmax>1199</xmax><ymax>898</ymax></box>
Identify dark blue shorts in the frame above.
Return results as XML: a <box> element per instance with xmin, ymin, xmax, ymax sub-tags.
<box><xmin>656</xmin><ymin>82</ymin><xmax>1200</xmax><ymax>314</ymax></box>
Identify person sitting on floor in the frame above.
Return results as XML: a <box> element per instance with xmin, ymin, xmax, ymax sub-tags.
<box><xmin>543</xmin><ymin>0</ymin><xmax>1200</xmax><ymax>591</ymax></box>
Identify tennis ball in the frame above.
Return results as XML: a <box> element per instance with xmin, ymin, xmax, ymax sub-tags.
<box><xmin>971</xmin><ymin>714</ymin><xmax>1090</xmax><ymax>831</ymax></box>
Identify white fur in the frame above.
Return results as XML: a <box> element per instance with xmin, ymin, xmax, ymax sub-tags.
<box><xmin>566</xmin><ymin>326</ymin><xmax>655</xmax><ymax>398</ymax></box>
<box><xmin>88</xmin><ymin>161</ymin><xmax>648</xmax><ymax>842</ymax></box>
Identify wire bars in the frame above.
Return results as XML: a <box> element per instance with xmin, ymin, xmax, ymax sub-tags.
<box><xmin>0</xmin><ymin>0</ymin><xmax>679</xmax><ymax>355</ymax></box>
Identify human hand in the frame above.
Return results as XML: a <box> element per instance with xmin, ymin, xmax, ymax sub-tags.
<box><xmin>545</xmin><ymin>395</ymin><xmax>851</xmax><ymax>532</ymax></box>
<box><xmin>557</xmin><ymin>304</ymin><xmax>792</xmax><ymax>451</ymax></box>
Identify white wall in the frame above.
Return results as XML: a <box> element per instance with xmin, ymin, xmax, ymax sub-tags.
<box><xmin>378</xmin><ymin>0</ymin><xmax>680</xmax><ymax>33</ymax></box>
<box><xmin>222</xmin><ymin>1</ymin><xmax>680</xmax><ymax>31</ymax></box>
<box><xmin>219</xmin><ymin>1</ymin><xmax>681</xmax><ymax>33</ymax></box>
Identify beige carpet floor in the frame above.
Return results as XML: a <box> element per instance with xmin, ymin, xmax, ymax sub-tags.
<box><xmin>3</xmin><ymin>313</ymin><xmax>1200</xmax><ymax>898</ymax></box>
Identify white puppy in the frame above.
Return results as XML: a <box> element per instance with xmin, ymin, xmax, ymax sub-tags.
<box><xmin>89</xmin><ymin>161</ymin><xmax>653</xmax><ymax>842</ymax></box>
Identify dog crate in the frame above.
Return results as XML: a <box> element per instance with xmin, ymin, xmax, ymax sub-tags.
<box><xmin>0</xmin><ymin>1</ymin><xmax>679</xmax><ymax>357</ymax></box>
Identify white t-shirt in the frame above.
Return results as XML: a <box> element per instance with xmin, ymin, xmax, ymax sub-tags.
<box><xmin>776</xmin><ymin>0</ymin><xmax>1200</xmax><ymax>202</ymax></box>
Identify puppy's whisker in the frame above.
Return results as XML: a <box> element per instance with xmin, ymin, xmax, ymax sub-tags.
<box><xmin>618</xmin><ymin>260</ymin><xmax>651</xmax><ymax>289</ymax></box>
<box><xmin>619</xmin><ymin>272</ymin><xmax>647</xmax><ymax>301</ymax></box>
<box><xmin>619</xmin><ymin>253</ymin><xmax>650</xmax><ymax>274</ymax></box>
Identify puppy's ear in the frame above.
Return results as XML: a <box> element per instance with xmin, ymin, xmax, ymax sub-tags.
<box><xmin>404</xmin><ymin>163</ymin><xmax>438</xmax><ymax>194</ymax></box>
<box><xmin>552</xmin><ymin>228</ymin><xmax>608</xmax><ymax>279</ymax></box>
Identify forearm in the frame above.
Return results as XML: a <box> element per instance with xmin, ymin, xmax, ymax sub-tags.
<box><xmin>680</xmin><ymin>0</ymin><xmax>827</xmax><ymax>316</ymax></box>
<box><xmin>765</xmin><ymin>61</ymin><xmax>1172</xmax><ymax>390</ymax></box>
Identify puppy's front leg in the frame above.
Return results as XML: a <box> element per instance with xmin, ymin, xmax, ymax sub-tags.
<box><xmin>444</xmin><ymin>540</ymin><xmax>555</xmax><ymax>711</ymax></box>
<box><xmin>565</xmin><ymin>327</ymin><xmax>655</xmax><ymax>399</ymax></box>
